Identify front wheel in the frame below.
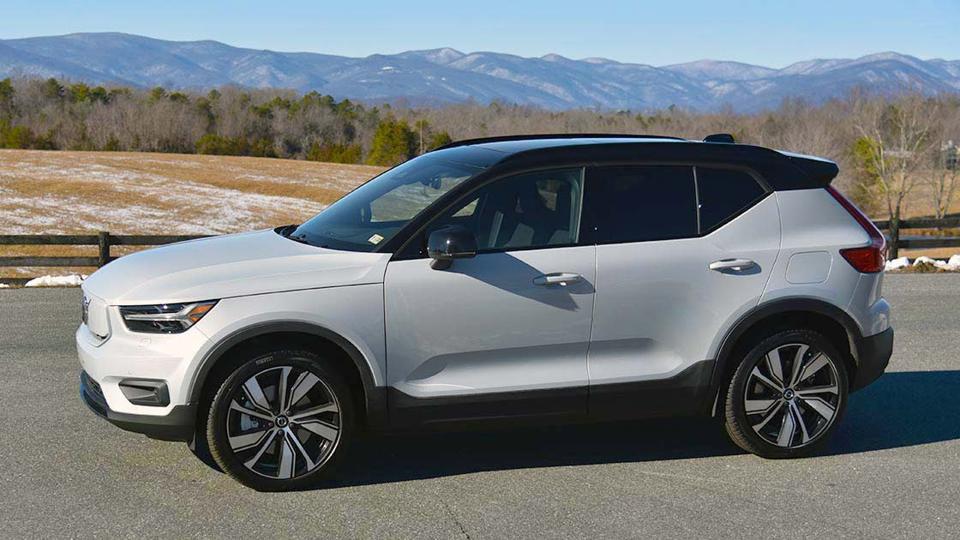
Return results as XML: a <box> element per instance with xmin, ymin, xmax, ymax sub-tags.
<box><xmin>205</xmin><ymin>349</ymin><xmax>355</xmax><ymax>491</ymax></box>
<box><xmin>723</xmin><ymin>330</ymin><xmax>848</xmax><ymax>458</ymax></box>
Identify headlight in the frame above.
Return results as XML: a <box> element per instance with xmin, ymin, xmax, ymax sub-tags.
<box><xmin>119</xmin><ymin>301</ymin><xmax>218</xmax><ymax>334</ymax></box>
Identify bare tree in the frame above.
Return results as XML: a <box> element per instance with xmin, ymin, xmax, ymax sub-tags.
<box><xmin>852</xmin><ymin>93</ymin><xmax>943</xmax><ymax>257</ymax></box>
<box><xmin>927</xmin><ymin>106</ymin><xmax>960</xmax><ymax>219</ymax></box>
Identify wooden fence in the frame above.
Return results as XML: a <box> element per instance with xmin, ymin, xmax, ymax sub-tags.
<box><xmin>0</xmin><ymin>217</ymin><xmax>959</xmax><ymax>272</ymax></box>
<box><xmin>0</xmin><ymin>232</ymin><xmax>210</xmax><ymax>269</ymax></box>
<box><xmin>873</xmin><ymin>214</ymin><xmax>960</xmax><ymax>257</ymax></box>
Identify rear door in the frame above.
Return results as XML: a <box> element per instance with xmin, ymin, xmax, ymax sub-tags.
<box><xmin>583</xmin><ymin>165</ymin><xmax>781</xmax><ymax>417</ymax></box>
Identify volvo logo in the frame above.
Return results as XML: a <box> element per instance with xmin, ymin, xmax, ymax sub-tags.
<box><xmin>783</xmin><ymin>388</ymin><xmax>796</xmax><ymax>400</ymax></box>
<box><xmin>274</xmin><ymin>416</ymin><xmax>289</xmax><ymax>428</ymax></box>
<box><xmin>81</xmin><ymin>296</ymin><xmax>90</xmax><ymax>325</ymax></box>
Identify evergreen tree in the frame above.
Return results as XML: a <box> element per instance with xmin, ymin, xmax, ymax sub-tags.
<box><xmin>366</xmin><ymin>118</ymin><xmax>416</xmax><ymax>166</ymax></box>
<box><xmin>68</xmin><ymin>83</ymin><xmax>91</xmax><ymax>103</ymax></box>
<box><xmin>43</xmin><ymin>78</ymin><xmax>63</xmax><ymax>100</ymax></box>
<box><xmin>428</xmin><ymin>131</ymin><xmax>453</xmax><ymax>150</ymax></box>
<box><xmin>0</xmin><ymin>78</ymin><xmax>14</xmax><ymax>120</ymax></box>
<box><xmin>149</xmin><ymin>86</ymin><xmax>168</xmax><ymax>102</ymax></box>
<box><xmin>307</xmin><ymin>142</ymin><xmax>362</xmax><ymax>164</ymax></box>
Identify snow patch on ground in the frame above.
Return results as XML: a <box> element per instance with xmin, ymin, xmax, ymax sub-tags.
<box><xmin>24</xmin><ymin>274</ymin><xmax>86</xmax><ymax>287</ymax></box>
<box><xmin>885</xmin><ymin>257</ymin><xmax>911</xmax><ymax>271</ymax></box>
<box><xmin>915</xmin><ymin>255</ymin><xmax>960</xmax><ymax>271</ymax></box>
<box><xmin>885</xmin><ymin>254</ymin><xmax>960</xmax><ymax>271</ymax></box>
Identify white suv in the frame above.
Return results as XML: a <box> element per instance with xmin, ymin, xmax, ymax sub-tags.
<box><xmin>78</xmin><ymin>134</ymin><xmax>893</xmax><ymax>491</ymax></box>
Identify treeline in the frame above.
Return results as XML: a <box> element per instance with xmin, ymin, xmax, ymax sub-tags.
<box><xmin>0</xmin><ymin>77</ymin><xmax>452</xmax><ymax>166</ymax></box>
<box><xmin>0</xmin><ymin>76</ymin><xmax>958</xmax><ymax>229</ymax></box>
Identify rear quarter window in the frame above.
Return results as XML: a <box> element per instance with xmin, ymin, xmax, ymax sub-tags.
<box><xmin>696</xmin><ymin>167</ymin><xmax>767</xmax><ymax>232</ymax></box>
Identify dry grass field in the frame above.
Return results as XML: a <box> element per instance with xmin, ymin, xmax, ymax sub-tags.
<box><xmin>0</xmin><ymin>149</ymin><xmax>385</xmax><ymax>234</ymax></box>
<box><xmin>0</xmin><ymin>150</ymin><xmax>384</xmax><ymax>277</ymax></box>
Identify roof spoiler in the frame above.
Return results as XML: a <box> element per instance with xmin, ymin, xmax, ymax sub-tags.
<box><xmin>701</xmin><ymin>131</ymin><xmax>838</xmax><ymax>186</ymax></box>
<box><xmin>781</xmin><ymin>152</ymin><xmax>840</xmax><ymax>187</ymax></box>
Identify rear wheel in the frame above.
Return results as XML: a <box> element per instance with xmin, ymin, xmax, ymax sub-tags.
<box><xmin>205</xmin><ymin>349</ymin><xmax>354</xmax><ymax>491</ymax></box>
<box><xmin>723</xmin><ymin>329</ymin><xmax>848</xmax><ymax>458</ymax></box>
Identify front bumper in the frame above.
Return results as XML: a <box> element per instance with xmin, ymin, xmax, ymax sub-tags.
<box><xmin>851</xmin><ymin>326</ymin><xmax>894</xmax><ymax>391</ymax></box>
<box><xmin>80</xmin><ymin>371</ymin><xmax>196</xmax><ymax>441</ymax></box>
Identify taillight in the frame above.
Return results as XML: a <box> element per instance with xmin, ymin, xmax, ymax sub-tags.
<box><xmin>825</xmin><ymin>186</ymin><xmax>887</xmax><ymax>273</ymax></box>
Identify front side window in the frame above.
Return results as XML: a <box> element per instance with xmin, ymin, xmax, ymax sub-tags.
<box><xmin>582</xmin><ymin>166</ymin><xmax>697</xmax><ymax>244</ymax></box>
<box><xmin>426</xmin><ymin>168</ymin><xmax>585</xmax><ymax>252</ymax></box>
<box><xmin>289</xmin><ymin>153</ymin><xmax>486</xmax><ymax>251</ymax></box>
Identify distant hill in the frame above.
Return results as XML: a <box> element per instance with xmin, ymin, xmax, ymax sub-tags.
<box><xmin>1</xmin><ymin>32</ymin><xmax>958</xmax><ymax>111</ymax></box>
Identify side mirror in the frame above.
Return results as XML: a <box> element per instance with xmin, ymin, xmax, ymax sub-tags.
<box><xmin>427</xmin><ymin>226</ymin><xmax>478</xmax><ymax>270</ymax></box>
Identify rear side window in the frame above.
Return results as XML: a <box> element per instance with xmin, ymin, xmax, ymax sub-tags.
<box><xmin>582</xmin><ymin>166</ymin><xmax>697</xmax><ymax>244</ymax></box>
<box><xmin>696</xmin><ymin>168</ymin><xmax>766</xmax><ymax>232</ymax></box>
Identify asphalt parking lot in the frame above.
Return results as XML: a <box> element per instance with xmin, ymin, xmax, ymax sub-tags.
<box><xmin>2</xmin><ymin>274</ymin><xmax>959</xmax><ymax>538</ymax></box>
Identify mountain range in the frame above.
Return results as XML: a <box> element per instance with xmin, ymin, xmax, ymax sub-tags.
<box><xmin>1</xmin><ymin>32</ymin><xmax>959</xmax><ymax>112</ymax></box>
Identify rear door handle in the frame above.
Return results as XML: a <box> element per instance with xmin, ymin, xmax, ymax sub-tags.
<box><xmin>709</xmin><ymin>258</ymin><xmax>756</xmax><ymax>272</ymax></box>
<box><xmin>533</xmin><ymin>272</ymin><xmax>582</xmax><ymax>286</ymax></box>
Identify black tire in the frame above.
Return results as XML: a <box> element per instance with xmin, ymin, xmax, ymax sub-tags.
<box><xmin>205</xmin><ymin>348</ymin><xmax>355</xmax><ymax>491</ymax></box>
<box><xmin>723</xmin><ymin>329</ymin><xmax>848</xmax><ymax>459</ymax></box>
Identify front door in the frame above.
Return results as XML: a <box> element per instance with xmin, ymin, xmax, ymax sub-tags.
<box><xmin>384</xmin><ymin>168</ymin><xmax>595</xmax><ymax>425</ymax></box>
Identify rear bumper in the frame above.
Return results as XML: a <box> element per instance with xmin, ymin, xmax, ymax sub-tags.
<box><xmin>851</xmin><ymin>327</ymin><xmax>893</xmax><ymax>391</ymax></box>
<box><xmin>80</xmin><ymin>371</ymin><xmax>196</xmax><ymax>441</ymax></box>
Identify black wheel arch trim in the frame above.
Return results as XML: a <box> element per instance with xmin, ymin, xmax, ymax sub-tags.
<box><xmin>709</xmin><ymin>297</ymin><xmax>875</xmax><ymax>412</ymax></box>
<box><xmin>187</xmin><ymin>320</ymin><xmax>387</xmax><ymax>428</ymax></box>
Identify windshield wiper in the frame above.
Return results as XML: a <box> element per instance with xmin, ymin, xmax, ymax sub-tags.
<box><xmin>288</xmin><ymin>234</ymin><xmax>312</xmax><ymax>245</ymax></box>
<box><xmin>278</xmin><ymin>224</ymin><xmax>311</xmax><ymax>245</ymax></box>
<box><xmin>279</xmin><ymin>225</ymin><xmax>333</xmax><ymax>249</ymax></box>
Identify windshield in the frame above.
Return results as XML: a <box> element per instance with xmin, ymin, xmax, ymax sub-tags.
<box><xmin>288</xmin><ymin>153</ymin><xmax>486</xmax><ymax>252</ymax></box>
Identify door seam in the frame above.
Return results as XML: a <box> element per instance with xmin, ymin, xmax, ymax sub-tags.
<box><xmin>758</xmin><ymin>192</ymin><xmax>785</xmax><ymax>304</ymax></box>
<box><xmin>584</xmin><ymin>244</ymin><xmax>599</xmax><ymax>413</ymax></box>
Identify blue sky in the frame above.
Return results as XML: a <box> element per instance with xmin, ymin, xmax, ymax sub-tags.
<box><xmin>2</xmin><ymin>0</ymin><xmax>958</xmax><ymax>67</ymax></box>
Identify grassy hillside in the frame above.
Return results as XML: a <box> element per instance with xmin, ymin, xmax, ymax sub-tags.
<box><xmin>0</xmin><ymin>149</ymin><xmax>384</xmax><ymax>277</ymax></box>
<box><xmin>0</xmin><ymin>149</ymin><xmax>384</xmax><ymax>234</ymax></box>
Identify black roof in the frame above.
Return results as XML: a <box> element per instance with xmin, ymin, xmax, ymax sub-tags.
<box><xmin>432</xmin><ymin>134</ymin><xmax>838</xmax><ymax>191</ymax></box>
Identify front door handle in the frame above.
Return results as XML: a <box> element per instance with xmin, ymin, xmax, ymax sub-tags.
<box><xmin>709</xmin><ymin>258</ymin><xmax>757</xmax><ymax>272</ymax></box>
<box><xmin>533</xmin><ymin>272</ymin><xmax>582</xmax><ymax>286</ymax></box>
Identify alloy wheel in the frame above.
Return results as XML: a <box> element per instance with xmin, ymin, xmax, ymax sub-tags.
<box><xmin>743</xmin><ymin>343</ymin><xmax>841</xmax><ymax>449</ymax></box>
<box><xmin>226</xmin><ymin>365</ymin><xmax>342</xmax><ymax>479</ymax></box>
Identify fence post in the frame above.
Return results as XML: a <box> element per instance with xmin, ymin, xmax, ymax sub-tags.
<box><xmin>97</xmin><ymin>231</ymin><xmax>111</xmax><ymax>267</ymax></box>
<box><xmin>888</xmin><ymin>217</ymin><xmax>900</xmax><ymax>259</ymax></box>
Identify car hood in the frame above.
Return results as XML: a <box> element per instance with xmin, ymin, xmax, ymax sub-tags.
<box><xmin>82</xmin><ymin>229</ymin><xmax>391</xmax><ymax>305</ymax></box>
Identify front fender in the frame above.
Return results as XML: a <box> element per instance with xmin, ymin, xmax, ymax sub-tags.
<box><xmin>186</xmin><ymin>285</ymin><xmax>387</xmax><ymax>424</ymax></box>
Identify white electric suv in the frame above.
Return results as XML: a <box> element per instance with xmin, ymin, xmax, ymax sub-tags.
<box><xmin>78</xmin><ymin>134</ymin><xmax>893</xmax><ymax>491</ymax></box>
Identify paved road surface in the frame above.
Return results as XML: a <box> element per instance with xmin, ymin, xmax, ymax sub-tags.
<box><xmin>2</xmin><ymin>274</ymin><xmax>959</xmax><ymax>538</ymax></box>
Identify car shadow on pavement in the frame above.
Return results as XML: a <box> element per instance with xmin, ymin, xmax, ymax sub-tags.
<box><xmin>294</xmin><ymin>370</ymin><xmax>960</xmax><ymax>488</ymax></box>
<box><xmin>827</xmin><ymin>370</ymin><xmax>960</xmax><ymax>455</ymax></box>
<box><xmin>331</xmin><ymin>417</ymin><xmax>736</xmax><ymax>488</ymax></box>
